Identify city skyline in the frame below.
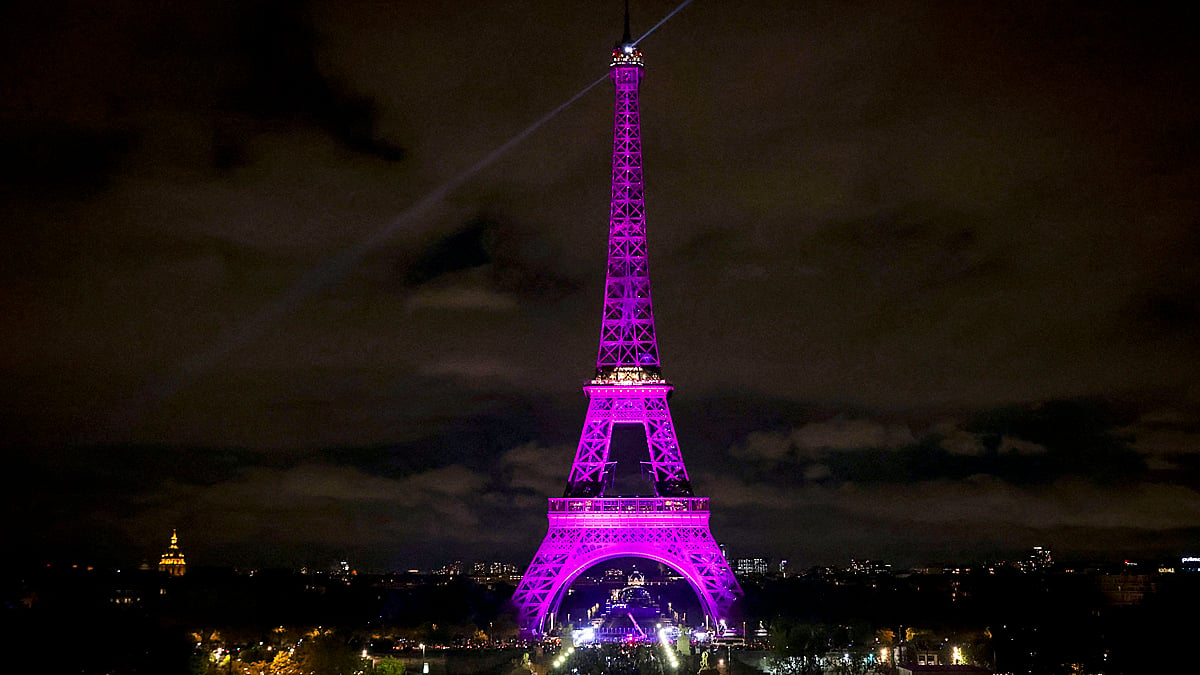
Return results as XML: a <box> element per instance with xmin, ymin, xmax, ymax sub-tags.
<box><xmin>4</xmin><ymin>1</ymin><xmax>1200</xmax><ymax>571</ymax></box>
<box><xmin>58</xmin><ymin>527</ymin><xmax>1200</xmax><ymax>575</ymax></box>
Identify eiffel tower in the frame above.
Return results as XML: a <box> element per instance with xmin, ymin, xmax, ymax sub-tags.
<box><xmin>511</xmin><ymin>7</ymin><xmax>741</xmax><ymax>639</ymax></box>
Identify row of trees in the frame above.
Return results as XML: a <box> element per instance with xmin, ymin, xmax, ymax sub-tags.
<box><xmin>759</xmin><ymin>620</ymin><xmax>991</xmax><ymax>675</ymax></box>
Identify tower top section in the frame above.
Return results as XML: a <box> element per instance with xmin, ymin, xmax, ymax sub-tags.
<box><xmin>611</xmin><ymin>0</ymin><xmax>643</xmax><ymax>68</ymax></box>
<box><xmin>595</xmin><ymin>0</ymin><xmax>659</xmax><ymax>378</ymax></box>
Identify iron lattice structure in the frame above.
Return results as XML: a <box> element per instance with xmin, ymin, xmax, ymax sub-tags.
<box><xmin>512</xmin><ymin>28</ymin><xmax>741</xmax><ymax>640</ymax></box>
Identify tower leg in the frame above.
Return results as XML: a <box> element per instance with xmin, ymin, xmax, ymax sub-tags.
<box><xmin>565</xmin><ymin>386</ymin><xmax>692</xmax><ymax>497</ymax></box>
<box><xmin>566</xmin><ymin>397</ymin><xmax>615</xmax><ymax>497</ymax></box>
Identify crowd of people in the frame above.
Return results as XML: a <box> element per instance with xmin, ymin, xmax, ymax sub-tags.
<box><xmin>546</xmin><ymin>643</ymin><xmax>724</xmax><ymax>675</ymax></box>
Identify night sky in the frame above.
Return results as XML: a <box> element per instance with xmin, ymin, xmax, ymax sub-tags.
<box><xmin>4</xmin><ymin>0</ymin><xmax>1199</xmax><ymax>572</ymax></box>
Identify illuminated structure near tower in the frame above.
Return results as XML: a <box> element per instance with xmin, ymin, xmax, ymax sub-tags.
<box><xmin>511</xmin><ymin>9</ymin><xmax>741</xmax><ymax>639</ymax></box>
<box><xmin>158</xmin><ymin>529</ymin><xmax>187</xmax><ymax>576</ymax></box>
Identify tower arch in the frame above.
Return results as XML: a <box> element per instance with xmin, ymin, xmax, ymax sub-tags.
<box><xmin>516</xmin><ymin>506</ymin><xmax>738</xmax><ymax>636</ymax></box>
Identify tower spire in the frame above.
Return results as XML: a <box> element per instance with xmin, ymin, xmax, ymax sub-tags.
<box><xmin>623</xmin><ymin>0</ymin><xmax>632</xmax><ymax>44</ymax></box>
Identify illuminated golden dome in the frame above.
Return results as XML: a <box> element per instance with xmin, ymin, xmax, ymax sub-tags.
<box><xmin>158</xmin><ymin>529</ymin><xmax>187</xmax><ymax>576</ymax></box>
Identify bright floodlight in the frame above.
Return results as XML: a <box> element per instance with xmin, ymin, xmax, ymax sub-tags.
<box><xmin>572</xmin><ymin>627</ymin><xmax>596</xmax><ymax>645</ymax></box>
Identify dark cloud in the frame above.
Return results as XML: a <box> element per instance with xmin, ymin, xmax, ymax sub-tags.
<box><xmin>811</xmin><ymin>208</ymin><xmax>1007</xmax><ymax>298</ymax></box>
<box><xmin>401</xmin><ymin>218</ymin><xmax>496</xmax><ymax>286</ymax></box>
<box><xmin>0</xmin><ymin>0</ymin><xmax>403</xmax><ymax>186</ymax></box>
<box><xmin>398</xmin><ymin>213</ymin><xmax>582</xmax><ymax>309</ymax></box>
<box><xmin>723</xmin><ymin>401</ymin><xmax>1152</xmax><ymax>490</ymax></box>
<box><xmin>0</xmin><ymin>123</ymin><xmax>136</xmax><ymax>190</ymax></box>
<box><xmin>963</xmin><ymin>399</ymin><xmax>1147</xmax><ymax>485</ymax></box>
<box><xmin>1126</xmin><ymin>223</ymin><xmax>1200</xmax><ymax>339</ymax></box>
<box><xmin>217</xmin><ymin>0</ymin><xmax>404</xmax><ymax>163</ymax></box>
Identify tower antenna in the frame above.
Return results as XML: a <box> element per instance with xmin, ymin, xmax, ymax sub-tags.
<box><xmin>623</xmin><ymin>0</ymin><xmax>632</xmax><ymax>44</ymax></box>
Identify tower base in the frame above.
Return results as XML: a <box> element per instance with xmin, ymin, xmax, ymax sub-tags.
<box><xmin>512</xmin><ymin>497</ymin><xmax>740</xmax><ymax>639</ymax></box>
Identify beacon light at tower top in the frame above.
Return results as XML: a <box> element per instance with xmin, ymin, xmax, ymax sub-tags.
<box><xmin>611</xmin><ymin>43</ymin><xmax>644</xmax><ymax>67</ymax></box>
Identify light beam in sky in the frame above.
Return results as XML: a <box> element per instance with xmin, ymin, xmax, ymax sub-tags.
<box><xmin>108</xmin><ymin>1</ymin><xmax>699</xmax><ymax>433</ymax></box>
<box><xmin>632</xmin><ymin>0</ymin><xmax>696</xmax><ymax>46</ymax></box>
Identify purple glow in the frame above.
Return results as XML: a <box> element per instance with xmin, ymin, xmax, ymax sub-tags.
<box><xmin>511</xmin><ymin>34</ymin><xmax>740</xmax><ymax>640</ymax></box>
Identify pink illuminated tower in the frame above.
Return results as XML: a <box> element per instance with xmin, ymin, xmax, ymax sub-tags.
<box><xmin>511</xmin><ymin>8</ymin><xmax>741</xmax><ymax>639</ymax></box>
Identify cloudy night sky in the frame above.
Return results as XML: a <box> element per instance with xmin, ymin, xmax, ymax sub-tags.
<box><xmin>3</xmin><ymin>0</ymin><xmax>1199</xmax><ymax>572</ymax></box>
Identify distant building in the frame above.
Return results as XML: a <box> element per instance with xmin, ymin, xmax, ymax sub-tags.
<box><xmin>1097</xmin><ymin>573</ymin><xmax>1155</xmax><ymax>606</ymax></box>
<box><xmin>848</xmin><ymin>558</ymin><xmax>891</xmax><ymax>575</ymax></box>
<box><xmin>733</xmin><ymin>557</ymin><xmax>769</xmax><ymax>575</ymax></box>
<box><xmin>435</xmin><ymin>561</ymin><xmax>465</xmax><ymax>576</ymax></box>
<box><xmin>902</xmin><ymin>658</ymin><xmax>993</xmax><ymax>667</ymax></box>
<box><xmin>469</xmin><ymin>561</ymin><xmax>521</xmax><ymax>582</ymax></box>
<box><xmin>896</xmin><ymin>644</ymin><xmax>993</xmax><ymax>673</ymax></box>
<box><xmin>330</xmin><ymin>560</ymin><xmax>358</xmax><ymax>582</ymax></box>
<box><xmin>1181</xmin><ymin>556</ymin><xmax>1200</xmax><ymax>573</ymax></box>
<box><xmin>603</xmin><ymin>568</ymin><xmax>626</xmax><ymax>583</ymax></box>
<box><xmin>110</xmin><ymin>587</ymin><xmax>143</xmax><ymax>607</ymax></box>
<box><xmin>158</xmin><ymin>529</ymin><xmax>187</xmax><ymax>576</ymax></box>
<box><xmin>1029</xmin><ymin>546</ymin><xmax>1052</xmax><ymax>571</ymax></box>
<box><xmin>491</xmin><ymin>561</ymin><xmax>520</xmax><ymax>576</ymax></box>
